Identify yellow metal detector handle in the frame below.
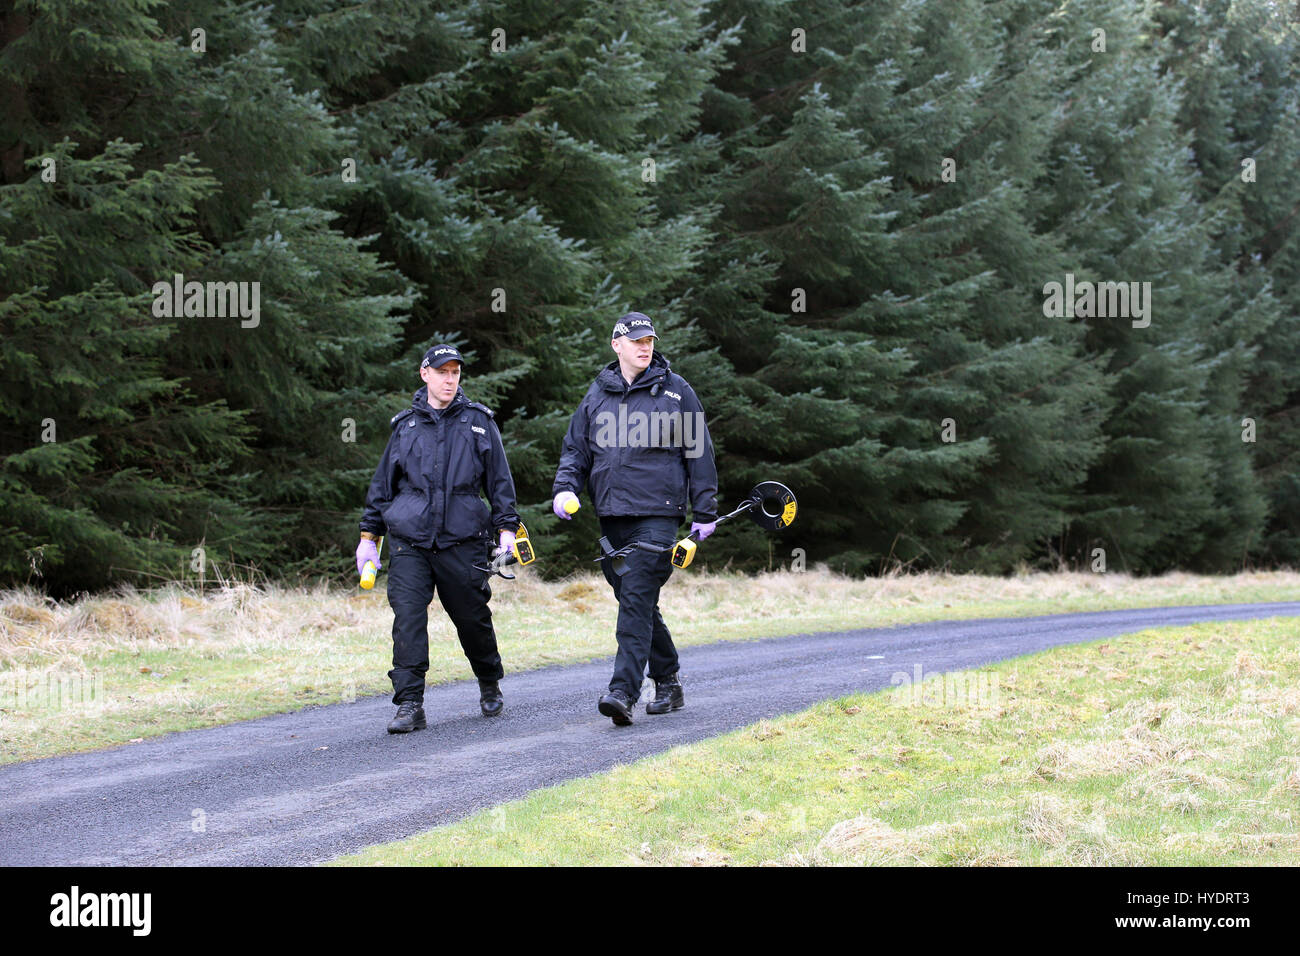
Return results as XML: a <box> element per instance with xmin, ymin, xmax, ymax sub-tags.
<box><xmin>512</xmin><ymin>523</ymin><xmax>536</xmax><ymax>566</ymax></box>
<box><xmin>483</xmin><ymin>523</ymin><xmax>537</xmax><ymax>577</ymax></box>
<box><xmin>360</xmin><ymin>535</ymin><xmax>385</xmax><ymax>589</ymax></box>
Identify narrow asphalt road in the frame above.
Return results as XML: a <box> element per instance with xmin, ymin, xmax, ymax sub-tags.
<box><xmin>2</xmin><ymin>601</ymin><xmax>1296</xmax><ymax>866</ymax></box>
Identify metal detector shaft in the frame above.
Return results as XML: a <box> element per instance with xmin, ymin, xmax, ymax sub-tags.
<box><xmin>689</xmin><ymin>499</ymin><xmax>753</xmax><ymax>539</ymax></box>
<box><xmin>595</xmin><ymin>480</ymin><xmax>797</xmax><ymax>574</ymax></box>
<box><xmin>669</xmin><ymin>500</ymin><xmax>757</xmax><ymax>569</ymax></box>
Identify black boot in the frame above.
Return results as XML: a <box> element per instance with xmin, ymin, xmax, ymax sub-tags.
<box><xmin>387</xmin><ymin>700</ymin><xmax>426</xmax><ymax>734</ymax></box>
<box><xmin>597</xmin><ymin>688</ymin><xmax>634</xmax><ymax>726</ymax></box>
<box><xmin>645</xmin><ymin>674</ymin><xmax>684</xmax><ymax>714</ymax></box>
<box><xmin>479</xmin><ymin>679</ymin><xmax>504</xmax><ymax>717</ymax></box>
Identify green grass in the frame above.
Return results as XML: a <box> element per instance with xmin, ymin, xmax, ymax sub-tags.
<box><xmin>332</xmin><ymin>616</ymin><xmax>1300</xmax><ymax>866</ymax></box>
<box><xmin>1</xmin><ymin>568</ymin><xmax>1297</xmax><ymax>765</ymax></box>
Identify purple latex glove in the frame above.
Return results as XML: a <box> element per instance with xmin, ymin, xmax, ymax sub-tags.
<box><xmin>553</xmin><ymin>491</ymin><xmax>579</xmax><ymax>520</ymax></box>
<box><xmin>356</xmin><ymin>538</ymin><xmax>381</xmax><ymax>576</ymax></box>
<box><xmin>494</xmin><ymin>530</ymin><xmax>517</xmax><ymax>558</ymax></box>
<box><xmin>691</xmin><ymin>520</ymin><xmax>717</xmax><ymax>541</ymax></box>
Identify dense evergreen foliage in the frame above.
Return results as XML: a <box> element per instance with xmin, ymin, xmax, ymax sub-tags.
<box><xmin>1</xmin><ymin>0</ymin><xmax>1296</xmax><ymax>593</ymax></box>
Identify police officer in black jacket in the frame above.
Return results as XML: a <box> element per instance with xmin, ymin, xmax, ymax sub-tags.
<box><xmin>552</xmin><ymin>313</ymin><xmax>718</xmax><ymax>725</ymax></box>
<box><xmin>357</xmin><ymin>344</ymin><xmax>520</xmax><ymax>733</ymax></box>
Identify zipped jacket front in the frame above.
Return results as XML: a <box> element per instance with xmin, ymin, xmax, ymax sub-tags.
<box><xmin>553</xmin><ymin>353</ymin><xmax>718</xmax><ymax>522</ymax></box>
<box><xmin>360</xmin><ymin>387</ymin><xmax>519</xmax><ymax>548</ymax></box>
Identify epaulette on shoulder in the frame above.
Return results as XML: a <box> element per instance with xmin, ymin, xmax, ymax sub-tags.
<box><xmin>467</xmin><ymin>401</ymin><xmax>495</xmax><ymax>419</ymax></box>
<box><xmin>390</xmin><ymin>408</ymin><xmax>415</xmax><ymax>428</ymax></box>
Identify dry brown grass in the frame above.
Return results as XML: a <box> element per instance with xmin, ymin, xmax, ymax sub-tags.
<box><xmin>1267</xmin><ymin>757</ymin><xmax>1300</xmax><ymax>798</ymax></box>
<box><xmin>1016</xmin><ymin>795</ymin><xmax>1136</xmax><ymax>865</ymax></box>
<box><xmin>811</xmin><ymin>815</ymin><xmax>974</xmax><ymax>866</ymax></box>
<box><xmin>0</xmin><ymin>582</ymin><xmax>380</xmax><ymax>667</ymax></box>
<box><xmin>3</xmin><ymin>567</ymin><xmax>1296</xmax><ymax>669</ymax></box>
<box><xmin>1229</xmin><ymin>649</ymin><xmax>1275</xmax><ymax>679</ymax></box>
<box><xmin>814</xmin><ymin>814</ymin><xmax>922</xmax><ymax>865</ymax></box>
<box><xmin>1032</xmin><ymin>701</ymin><xmax>1213</xmax><ymax>782</ymax></box>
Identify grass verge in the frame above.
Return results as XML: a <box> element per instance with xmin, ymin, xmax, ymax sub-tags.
<box><xmin>332</xmin><ymin>616</ymin><xmax>1300</xmax><ymax>866</ymax></box>
<box><xmin>1</xmin><ymin>569</ymin><xmax>1296</xmax><ymax>765</ymax></box>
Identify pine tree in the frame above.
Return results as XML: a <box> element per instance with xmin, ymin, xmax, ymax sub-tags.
<box><xmin>0</xmin><ymin>0</ymin><xmax>414</xmax><ymax>591</ymax></box>
<box><xmin>0</xmin><ymin>3</ymin><xmax>258</xmax><ymax>593</ymax></box>
<box><xmin>1031</xmin><ymin>0</ymin><xmax>1266</xmax><ymax>572</ymax></box>
<box><xmin>272</xmin><ymin>0</ymin><xmax>741</xmax><ymax>573</ymax></box>
<box><xmin>5</xmin><ymin>0</ymin><xmax>1296</xmax><ymax>590</ymax></box>
<box><xmin>1155</xmin><ymin>0</ymin><xmax>1300</xmax><ymax>567</ymax></box>
<box><xmin>679</xmin><ymin>0</ymin><xmax>1112</xmax><ymax>574</ymax></box>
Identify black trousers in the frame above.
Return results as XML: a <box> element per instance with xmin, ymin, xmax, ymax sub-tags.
<box><xmin>386</xmin><ymin>535</ymin><xmax>503</xmax><ymax>704</ymax></box>
<box><xmin>598</xmin><ymin>515</ymin><xmax>681</xmax><ymax>702</ymax></box>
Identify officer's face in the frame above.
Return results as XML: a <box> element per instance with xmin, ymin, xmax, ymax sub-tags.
<box><xmin>612</xmin><ymin>334</ymin><xmax>655</xmax><ymax>372</ymax></box>
<box><xmin>420</xmin><ymin>361</ymin><xmax>461</xmax><ymax>408</ymax></box>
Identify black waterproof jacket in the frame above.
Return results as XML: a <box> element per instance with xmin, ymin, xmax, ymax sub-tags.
<box><xmin>360</xmin><ymin>387</ymin><xmax>519</xmax><ymax>548</ymax></box>
<box><xmin>553</xmin><ymin>353</ymin><xmax>718</xmax><ymax>522</ymax></box>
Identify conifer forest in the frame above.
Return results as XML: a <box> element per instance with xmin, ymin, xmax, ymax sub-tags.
<box><xmin>2</xmin><ymin>0</ymin><xmax>1297</xmax><ymax>594</ymax></box>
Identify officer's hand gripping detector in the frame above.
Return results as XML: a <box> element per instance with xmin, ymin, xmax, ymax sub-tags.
<box><xmin>360</xmin><ymin>536</ymin><xmax>385</xmax><ymax>589</ymax></box>
<box><xmin>507</xmin><ymin>522</ymin><xmax>536</xmax><ymax>567</ymax></box>
<box><xmin>670</xmin><ymin>502</ymin><xmax>751</xmax><ymax>568</ymax></box>
<box><xmin>478</xmin><ymin>523</ymin><xmax>536</xmax><ymax>580</ymax></box>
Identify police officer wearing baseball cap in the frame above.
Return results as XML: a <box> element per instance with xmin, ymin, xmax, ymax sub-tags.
<box><xmin>357</xmin><ymin>344</ymin><xmax>521</xmax><ymax>732</ymax></box>
<box><xmin>552</xmin><ymin>312</ymin><xmax>719</xmax><ymax>725</ymax></box>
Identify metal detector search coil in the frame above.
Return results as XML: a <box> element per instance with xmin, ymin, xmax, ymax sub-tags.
<box><xmin>670</xmin><ymin>480</ymin><xmax>798</xmax><ymax>568</ymax></box>
<box><xmin>751</xmin><ymin>480</ymin><xmax>797</xmax><ymax>531</ymax></box>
